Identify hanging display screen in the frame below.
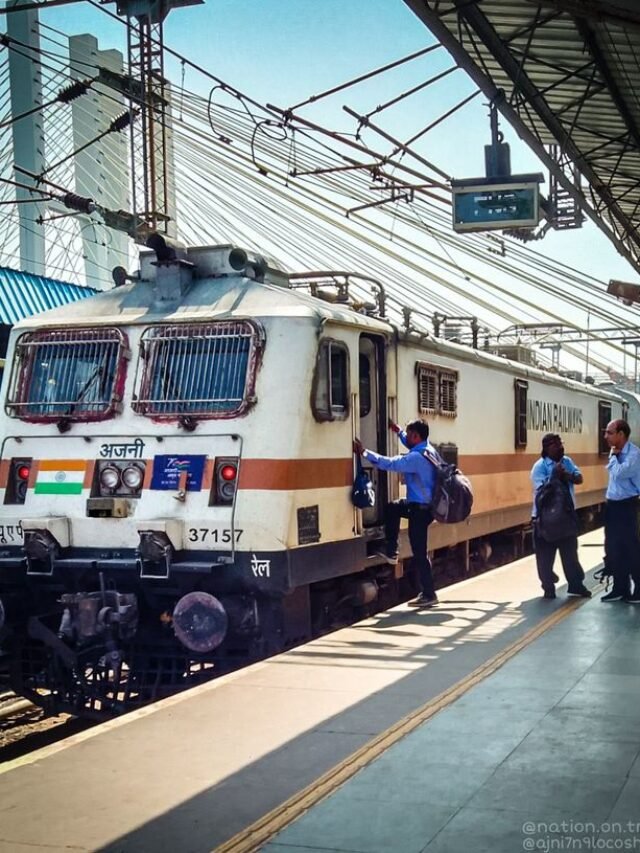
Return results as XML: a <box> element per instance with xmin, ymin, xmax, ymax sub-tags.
<box><xmin>452</xmin><ymin>180</ymin><xmax>540</xmax><ymax>232</ymax></box>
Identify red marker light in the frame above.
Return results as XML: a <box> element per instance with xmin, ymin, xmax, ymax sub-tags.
<box><xmin>220</xmin><ymin>464</ymin><xmax>237</xmax><ymax>481</ymax></box>
<box><xmin>17</xmin><ymin>465</ymin><xmax>30</xmax><ymax>481</ymax></box>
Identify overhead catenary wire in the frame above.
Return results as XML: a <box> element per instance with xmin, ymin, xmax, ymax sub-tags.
<box><xmin>0</xmin><ymin>7</ymin><xmax>637</xmax><ymax>376</ymax></box>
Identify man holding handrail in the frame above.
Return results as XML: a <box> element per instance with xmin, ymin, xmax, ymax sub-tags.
<box><xmin>354</xmin><ymin>419</ymin><xmax>437</xmax><ymax>608</ymax></box>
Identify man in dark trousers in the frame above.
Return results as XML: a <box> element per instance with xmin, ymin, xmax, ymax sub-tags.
<box><xmin>530</xmin><ymin>433</ymin><xmax>591</xmax><ymax>600</ymax></box>
<box><xmin>602</xmin><ymin>419</ymin><xmax>640</xmax><ymax>602</ymax></box>
<box><xmin>353</xmin><ymin>419</ymin><xmax>438</xmax><ymax>608</ymax></box>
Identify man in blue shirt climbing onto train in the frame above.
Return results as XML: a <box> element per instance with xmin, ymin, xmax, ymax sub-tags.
<box><xmin>353</xmin><ymin>419</ymin><xmax>438</xmax><ymax>608</ymax></box>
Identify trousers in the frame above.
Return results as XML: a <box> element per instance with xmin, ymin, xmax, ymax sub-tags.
<box><xmin>385</xmin><ymin>499</ymin><xmax>434</xmax><ymax>596</ymax></box>
<box><xmin>532</xmin><ymin>522</ymin><xmax>585</xmax><ymax>591</ymax></box>
<box><xmin>604</xmin><ymin>498</ymin><xmax>640</xmax><ymax>595</ymax></box>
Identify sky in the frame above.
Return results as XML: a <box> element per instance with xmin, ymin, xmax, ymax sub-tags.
<box><xmin>44</xmin><ymin>0</ymin><xmax>637</xmax><ymax>288</ymax></box>
<box><xmin>16</xmin><ymin>0</ymin><xmax>639</xmax><ymax>380</ymax></box>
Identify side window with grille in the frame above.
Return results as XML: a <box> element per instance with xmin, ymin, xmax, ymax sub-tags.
<box><xmin>515</xmin><ymin>379</ymin><xmax>528</xmax><ymax>448</ymax></box>
<box><xmin>417</xmin><ymin>364</ymin><xmax>438</xmax><ymax>414</ymax></box>
<box><xmin>598</xmin><ymin>401</ymin><xmax>612</xmax><ymax>456</ymax></box>
<box><xmin>439</xmin><ymin>370</ymin><xmax>458</xmax><ymax>417</ymax></box>
<box><xmin>416</xmin><ymin>362</ymin><xmax>458</xmax><ymax>417</ymax></box>
<box><xmin>313</xmin><ymin>340</ymin><xmax>350</xmax><ymax>422</ymax></box>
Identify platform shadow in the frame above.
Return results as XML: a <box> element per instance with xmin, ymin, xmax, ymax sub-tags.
<box><xmin>89</xmin><ymin>574</ymin><xmax>599</xmax><ymax>853</ymax></box>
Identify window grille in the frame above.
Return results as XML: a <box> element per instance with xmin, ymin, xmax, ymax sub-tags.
<box><xmin>417</xmin><ymin>364</ymin><xmax>438</xmax><ymax>414</ymax></box>
<box><xmin>133</xmin><ymin>321</ymin><xmax>259</xmax><ymax>418</ymax></box>
<box><xmin>6</xmin><ymin>328</ymin><xmax>126</xmax><ymax>421</ymax></box>
<box><xmin>439</xmin><ymin>371</ymin><xmax>458</xmax><ymax>416</ymax></box>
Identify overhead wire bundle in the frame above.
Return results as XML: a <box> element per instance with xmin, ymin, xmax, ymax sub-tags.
<box><xmin>0</xmin><ymin>9</ymin><xmax>639</xmax><ymax>378</ymax></box>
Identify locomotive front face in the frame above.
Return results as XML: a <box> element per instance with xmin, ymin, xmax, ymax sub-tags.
<box><xmin>0</xmin><ymin>318</ymin><xmax>279</xmax><ymax>586</ymax></box>
<box><xmin>0</xmin><ymin>252</ymin><xmax>335</xmax><ymax>714</ymax></box>
<box><xmin>0</xmin><ymin>235</ymin><xmax>384</xmax><ymax>717</ymax></box>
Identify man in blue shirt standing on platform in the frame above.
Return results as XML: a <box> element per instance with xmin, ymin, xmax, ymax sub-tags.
<box><xmin>353</xmin><ymin>419</ymin><xmax>438</xmax><ymax>608</ymax></box>
<box><xmin>530</xmin><ymin>433</ymin><xmax>590</xmax><ymax>600</ymax></box>
<box><xmin>602</xmin><ymin>419</ymin><xmax>640</xmax><ymax>602</ymax></box>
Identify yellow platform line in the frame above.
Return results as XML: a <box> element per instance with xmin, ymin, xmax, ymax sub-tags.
<box><xmin>215</xmin><ymin>594</ymin><xmax>592</xmax><ymax>853</ymax></box>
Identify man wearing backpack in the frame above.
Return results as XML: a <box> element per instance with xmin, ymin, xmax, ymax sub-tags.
<box><xmin>530</xmin><ymin>433</ymin><xmax>591</xmax><ymax>600</ymax></box>
<box><xmin>353</xmin><ymin>419</ymin><xmax>438</xmax><ymax>608</ymax></box>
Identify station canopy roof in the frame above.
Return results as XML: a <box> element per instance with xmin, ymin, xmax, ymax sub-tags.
<box><xmin>0</xmin><ymin>267</ymin><xmax>95</xmax><ymax>325</ymax></box>
<box><xmin>404</xmin><ymin>0</ymin><xmax>640</xmax><ymax>274</ymax></box>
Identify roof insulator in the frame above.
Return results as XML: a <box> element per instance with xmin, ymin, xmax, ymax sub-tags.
<box><xmin>57</xmin><ymin>79</ymin><xmax>93</xmax><ymax>104</ymax></box>
<box><xmin>109</xmin><ymin>111</ymin><xmax>134</xmax><ymax>134</ymax></box>
<box><xmin>63</xmin><ymin>192</ymin><xmax>96</xmax><ymax>214</ymax></box>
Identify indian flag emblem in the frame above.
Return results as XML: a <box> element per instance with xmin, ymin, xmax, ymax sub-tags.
<box><xmin>35</xmin><ymin>460</ymin><xmax>86</xmax><ymax>495</ymax></box>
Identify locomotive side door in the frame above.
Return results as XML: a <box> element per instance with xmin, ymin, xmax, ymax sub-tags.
<box><xmin>358</xmin><ymin>333</ymin><xmax>388</xmax><ymax>527</ymax></box>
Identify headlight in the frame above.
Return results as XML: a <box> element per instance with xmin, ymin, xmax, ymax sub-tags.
<box><xmin>122</xmin><ymin>464</ymin><xmax>144</xmax><ymax>489</ymax></box>
<box><xmin>100</xmin><ymin>466</ymin><xmax>121</xmax><ymax>490</ymax></box>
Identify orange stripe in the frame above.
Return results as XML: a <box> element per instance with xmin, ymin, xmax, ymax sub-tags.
<box><xmin>142</xmin><ymin>460</ymin><xmax>153</xmax><ymax>490</ymax></box>
<box><xmin>13</xmin><ymin>452</ymin><xmax>610</xmax><ymax>494</ymax></box>
<box><xmin>0</xmin><ymin>459</ymin><xmax>8</xmax><ymax>489</ymax></box>
<box><xmin>38</xmin><ymin>459</ymin><xmax>87</xmax><ymax>472</ymax></box>
<box><xmin>203</xmin><ymin>458</ymin><xmax>214</xmax><ymax>491</ymax></box>
<box><xmin>28</xmin><ymin>460</ymin><xmax>39</xmax><ymax>489</ymax></box>
<box><xmin>460</xmin><ymin>451</ymin><xmax>606</xmax><ymax>476</ymax></box>
<box><xmin>239</xmin><ymin>458</ymin><xmax>352</xmax><ymax>491</ymax></box>
<box><xmin>83</xmin><ymin>460</ymin><xmax>95</xmax><ymax>490</ymax></box>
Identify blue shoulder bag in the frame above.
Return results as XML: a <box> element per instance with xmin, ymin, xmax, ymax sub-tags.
<box><xmin>352</xmin><ymin>454</ymin><xmax>375</xmax><ymax>509</ymax></box>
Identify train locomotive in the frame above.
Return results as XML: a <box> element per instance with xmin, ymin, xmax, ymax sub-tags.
<box><xmin>0</xmin><ymin>236</ymin><xmax>624</xmax><ymax>717</ymax></box>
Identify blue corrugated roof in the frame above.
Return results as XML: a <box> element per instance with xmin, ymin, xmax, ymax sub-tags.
<box><xmin>0</xmin><ymin>267</ymin><xmax>96</xmax><ymax>325</ymax></box>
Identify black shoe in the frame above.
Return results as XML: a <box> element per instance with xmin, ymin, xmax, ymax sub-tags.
<box><xmin>374</xmin><ymin>550</ymin><xmax>399</xmax><ymax>566</ymax></box>
<box><xmin>626</xmin><ymin>593</ymin><xmax>640</xmax><ymax>604</ymax></box>
<box><xmin>408</xmin><ymin>593</ymin><xmax>438</xmax><ymax>608</ymax></box>
<box><xmin>567</xmin><ymin>586</ymin><xmax>592</xmax><ymax>598</ymax></box>
<box><xmin>601</xmin><ymin>591</ymin><xmax>625</xmax><ymax>602</ymax></box>
<box><xmin>543</xmin><ymin>589</ymin><xmax>556</xmax><ymax>600</ymax></box>
<box><xmin>551</xmin><ymin>572</ymin><xmax>560</xmax><ymax>583</ymax></box>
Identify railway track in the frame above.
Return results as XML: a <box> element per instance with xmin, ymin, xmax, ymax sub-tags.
<box><xmin>0</xmin><ymin>531</ymin><xmax>598</xmax><ymax>765</ymax></box>
<box><xmin>0</xmin><ymin>689</ymin><xmax>94</xmax><ymax>765</ymax></box>
<box><xmin>0</xmin><ymin>547</ymin><xmax>531</xmax><ymax>764</ymax></box>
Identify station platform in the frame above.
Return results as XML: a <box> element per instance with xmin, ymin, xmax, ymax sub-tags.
<box><xmin>1</xmin><ymin>529</ymin><xmax>637</xmax><ymax>853</ymax></box>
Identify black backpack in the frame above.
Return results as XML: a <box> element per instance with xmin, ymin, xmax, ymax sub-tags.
<box><xmin>534</xmin><ymin>476</ymin><xmax>578</xmax><ymax>542</ymax></box>
<box><xmin>422</xmin><ymin>447</ymin><xmax>473</xmax><ymax>524</ymax></box>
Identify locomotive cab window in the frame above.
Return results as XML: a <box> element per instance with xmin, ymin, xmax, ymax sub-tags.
<box><xmin>598</xmin><ymin>401</ymin><xmax>612</xmax><ymax>456</ymax></box>
<box><xmin>133</xmin><ymin>321</ymin><xmax>261</xmax><ymax>419</ymax></box>
<box><xmin>313</xmin><ymin>340</ymin><xmax>349</xmax><ymax>421</ymax></box>
<box><xmin>416</xmin><ymin>362</ymin><xmax>458</xmax><ymax>417</ymax></box>
<box><xmin>5</xmin><ymin>327</ymin><xmax>127</xmax><ymax>422</ymax></box>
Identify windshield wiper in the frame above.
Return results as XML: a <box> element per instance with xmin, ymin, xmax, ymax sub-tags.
<box><xmin>66</xmin><ymin>356</ymin><xmax>109</xmax><ymax>416</ymax></box>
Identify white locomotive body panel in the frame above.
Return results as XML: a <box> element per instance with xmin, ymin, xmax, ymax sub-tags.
<box><xmin>0</xmin><ymin>240</ymin><xmax>624</xmax><ymax>714</ymax></box>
